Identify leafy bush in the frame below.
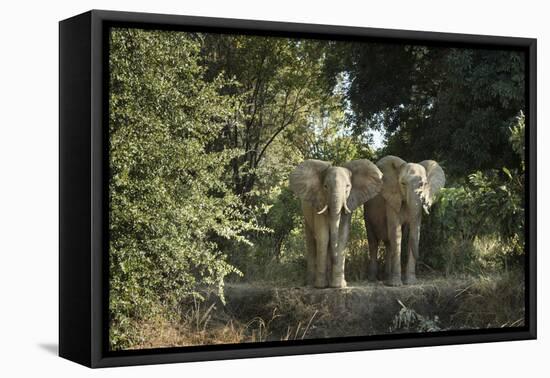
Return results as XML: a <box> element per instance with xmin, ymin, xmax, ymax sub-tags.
<box><xmin>108</xmin><ymin>29</ymin><xmax>263</xmax><ymax>349</ymax></box>
<box><xmin>345</xmin><ymin>211</ymin><xmax>370</xmax><ymax>282</ymax></box>
<box><xmin>420</xmin><ymin>112</ymin><xmax>525</xmax><ymax>274</ymax></box>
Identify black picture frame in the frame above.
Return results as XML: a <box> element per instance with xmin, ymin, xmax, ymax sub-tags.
<box><xmin>59</xmin><ymin>9</ymin><xmax>537</xmax><ymax>368</ymax></box>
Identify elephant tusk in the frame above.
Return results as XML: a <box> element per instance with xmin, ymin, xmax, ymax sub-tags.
<box><xmin>317</xmin><ymin>205</ymin><xmax>328</xmax><ymax>214</ymax></box>
<box><xmin>343</xmin><ymin>202</ymin><xmax>351</xmax><ymax>214</ymax></box>
<box><xmin>422</xmin><ymin>203</ymin><xmax>430</xmax><ymax>215</ymax></box>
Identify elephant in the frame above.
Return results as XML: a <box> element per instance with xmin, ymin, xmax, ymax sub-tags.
<box><xmin>290</xmin><ymin>159</ymin><xmax>383</xmax><ymax>288</ymax></box>
<box><xmin>364</xmin><ymin>155</ymin><xmax>445</xmax><ymax>286</ymax></box>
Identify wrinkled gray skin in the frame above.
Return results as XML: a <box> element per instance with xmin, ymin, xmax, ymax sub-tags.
<box><xmin>364</xmin><ymin>156</ymin><xmax>445</xmax><ymax>286</ymax></box>
<box><xmin>290</xmin><ymin>159</ymin><xmax>382</xmax><ymax>288</ymax></box>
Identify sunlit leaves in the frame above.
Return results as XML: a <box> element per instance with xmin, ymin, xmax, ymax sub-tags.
<box><xmin>108</xmin><ymin>29</ymin><xmax>264</xmax><ymax>349</ymax></box>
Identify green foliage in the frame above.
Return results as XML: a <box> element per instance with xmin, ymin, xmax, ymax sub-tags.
<box><xmin>201</xmin><ymin>34</ymin><xmax>331</xmax><ymax>198</ymax></box>
<box><xmin>226</xmin><ymin>187</ymin><xmax>307</xmax><ymax>285</ymax></box>
<box><xmin>420</xmin><ymin>113</ymin><xmax>525</xmax><ymax>274</ymax></box>
<box><xmin>301</xmin><ymin>105</ymin><xmax>376</xmax><ymax>164</ymax></box>
<box><xmin>345</xmin><ymin>210</ymin><xmax>370</xmax><ymax>281</ymax></box>
<box><xmin>510</xmin><ymin>110</ymin><xmax>526</xmax><ymax>167</ymax></box>
<box><xmin>328</xmin><ymin>44</ymin><xmax>525</xmax><ymax>179</ymax></box>
<box><xmin>420</xmin><ymin>49</ymin><xmax>525</xmax><ymax>177</ymax></box>
<box><xmin>108</xmin><ymin>29</ymin><xmax>264</xmax><ymax>349</ymax></box>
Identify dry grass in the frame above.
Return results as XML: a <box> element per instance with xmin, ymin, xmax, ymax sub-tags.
<box><xmin>128</xmin><ymin>302</ymin><xmax>298</xmax><ymax>349</ymax></box>
<box><xmin>121</xmin><ymin>271</ymin><xmax>525</xmax><ymax>350</ymax></box>
<box><xmin>129</xmin><ymin>316</ymin><xmax>245</xmax><ymax>349</ymax></box>
<box><xmin>127</xmin><ymin>292</ymin><xmax>327</xmax><ymax>349</ymax></box>
<box><xmin>451</xmin><ymin>271</ymin><xmax>525</xmax><ymax>328</ymax></box>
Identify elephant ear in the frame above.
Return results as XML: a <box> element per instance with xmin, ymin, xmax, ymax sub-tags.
<box><xmin>289</xmin><ymin>159</ymin><xmax>331</xmax><ymax>211</ymax></box>
<box><xmin>343</xmin><ymin>159</ymin><xmax>383</xmax><ymax>211</ymax></box>
<box><xmin>377</xmin><ymin>155</ymin><xmax>406</xmax><ymax>212</ymax></box>
<box><xmin>419</xmin><ymin>160</ymin><xmax>445</xmax><ymax>207</ymax></box>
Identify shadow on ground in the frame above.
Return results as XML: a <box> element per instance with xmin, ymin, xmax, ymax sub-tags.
<box><xmin>38</xmin><ymin>343</ymin><xmax>58</xmax><ymax>355</ymax></box>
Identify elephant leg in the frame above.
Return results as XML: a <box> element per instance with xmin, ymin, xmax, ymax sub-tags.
<box><xmin>304</xmin><ymin>224</ymin><xmax>316</xmax><ymax>287</ymax></box>
<box><xmin>367</xmin><ymin>239</ymin><xmax>379</xmax><ymax>282</ymax></box>
<box><xmin>404</xmin><ymin>222</ymin><xmax>420</xmax><ymax>285</ymax></box>
<box><xmin>366</xmin><ymin>223</ymin><xmax>379</xmax><ymax>282</ymax></box>
<box><xmin>404</xmin><ymin>247</ymin><xmax>417</xmax><ymax>285</ymax></box>
<box><xmin>326</xmin><ymin>251</ymin><xmax>333</xmax><ymax>284</ymax></box>
<box><xmin>385</xmin><ymin>210</ymin><xmax>403</xmax><ymax>286</ymax></box>
<box><xmin>330</xmin><ymin>213</ymin><xmax>350</xmax><ymax>288</ymax></box>
<box><xmin>383</xmin><ymin>241</ymin><xmax>391</xmax><ymax>281</ymax></box>
<box><xmin>314</xmin><ymin>215</ymin><xmax>329</xmax><ymax>288</ymax></box>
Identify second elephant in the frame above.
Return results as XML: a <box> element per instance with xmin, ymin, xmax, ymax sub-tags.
<box><xmin>290</xmin><ymin>159</ymin><xmax>382</xmax><ymax>288</ymax></box>
<box><xmin>364</xmin><ymin>155</ymin><xmax>445</xmax><ymax>286</ymax></box>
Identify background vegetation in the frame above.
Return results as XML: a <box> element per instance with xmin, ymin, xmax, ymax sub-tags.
<box><xmin>108</xmin><ymin>28</ymin><xmax>526</xmax><ymax>350</ymax></box>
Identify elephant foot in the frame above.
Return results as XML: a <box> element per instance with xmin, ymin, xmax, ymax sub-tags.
<box><xmin>330</xmin><ymin>278</ymin><xmax>347</xmax><ymax>289</ymax></box>
<box><xmin>330</xmin><ymin>270</ymin><xmax>347</xmax><ymax>288</ymax></box>
<box><xmin>384</xmin><ymin>275</ymin><xmax>403</xmax><ymax>287</ymax></box>
<box><xmin>403</xmin><ymin>274</ymin><xmax>417</xmax><ymax>285</ymax></box>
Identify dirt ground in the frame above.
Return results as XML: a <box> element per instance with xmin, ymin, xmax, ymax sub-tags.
<box><xmin>130</xmin><ymin>274</ymin><xmax>525</xmax><ymax>349</ymax></box>
<box><xmin>217</xmin><ymin>277</ymin><xmax>482</xmax><ymax>340</ymax></box>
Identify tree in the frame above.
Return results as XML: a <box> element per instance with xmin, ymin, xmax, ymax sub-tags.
<box><xmin>201</xmin><ymin>35</ymin><xmax>332</xmax><ymax>198</ymax></box>
<box><xmin>108</xmin><ymin>28</ymin><xmax>263</xmax><ymax>349</ymax></box>
<box><xmin>326</xmin><ymin>43</ymin><xmax>525</xmax><ymax>179</ymax></box>
<box><xmin>394</xmin><ymin>48</ymin><xmax>525</xmax><ymax>177</ymax></box>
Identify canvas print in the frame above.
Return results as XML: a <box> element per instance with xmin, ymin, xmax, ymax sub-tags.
<box><xmin>107</xmin><ymin>27</ymin><xmax>526</xmax><ymax>351</ymax></box>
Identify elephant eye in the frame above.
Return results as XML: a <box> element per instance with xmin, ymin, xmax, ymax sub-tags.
<box><xmin>346</xmin><ymin>184</ymin><xmax>351</xmax><ymax>188</ymax></box>
<box><xmin>324</xmin><ymin>184</ymin><xmax>328</xmax><ymax>189</ymax></box>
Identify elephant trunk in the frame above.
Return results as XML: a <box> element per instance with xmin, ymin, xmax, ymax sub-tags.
<box><xmin>329</xmin><ymin>192</ymin><xmax>343</xmax><ymax>217</ymax></box>
<box><xmin>407</xmin><ymin>188</ymin><xmax>425</xmax><ymax>218</ymax></box>
<box><xmin>329</xmin><ymin>215</ymin><xmax>341</xmax><ymax>260</ymax></box>
<box><xmin>405</xmin><ymin>188</ymin><xmax>423</xmax><ymax>260</ymax></box>
<box><xmin>409</xmin><ymin>221</ymin><xmax>421</xmax><ymax>260</ymax></box>
<box><xmin>329</xmin><ymin>193</ymin><xmax>344</xmax><ymax>259</ymax></box>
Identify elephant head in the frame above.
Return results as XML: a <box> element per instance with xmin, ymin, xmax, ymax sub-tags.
<box><xmin>290</xmin><ymin>159</ymin><xmax>382</xmax><ymax>256</ymax></box>
<box><xmin>378</xmin><ymin>156</ymin><xmax>445</xmax><ymax>217</ymax></box>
